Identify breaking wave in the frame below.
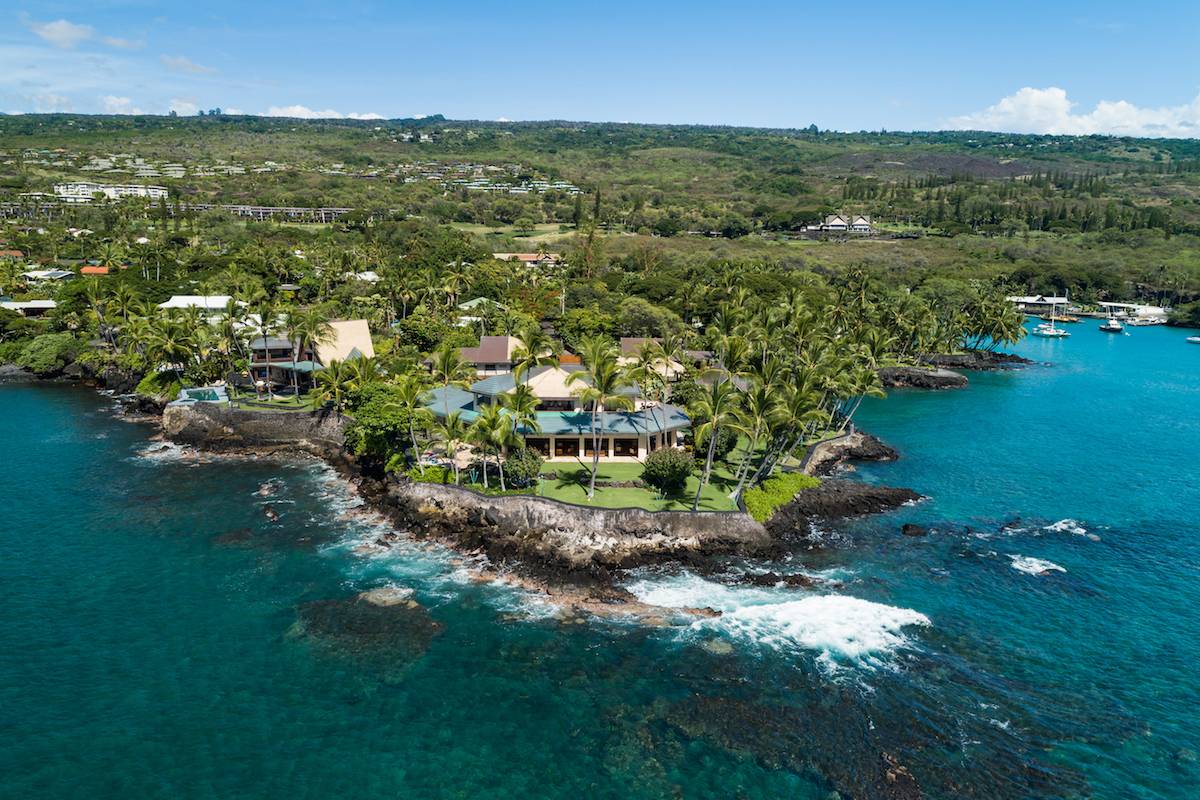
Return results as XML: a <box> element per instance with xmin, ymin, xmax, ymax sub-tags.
<box><xmin>1009</xmin><ymin>555</ymin><xmax>1066</xmax><ymax>575</ymax></box>
<box><xmin>625</xmin><ymin>573</ymin><xmax>930</xmax><ymax>670</ymax></box>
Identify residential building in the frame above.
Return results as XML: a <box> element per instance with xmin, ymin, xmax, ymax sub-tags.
<box><xmin>850</xmin><ymin>214</ymin><xmax>873</xmax><ymax>233</ymax></box>
<box><xmin>458</xmin><ymin>335</ymin><xmax>523</xmax><ymax>375</ymax></box>
<box><xmin>822</xmin><ymin>214</ymin><xmax>849</xmax><ymax>232</ymax></box>
<box><xmin>492</xmin><ymin>252</ymin><xmax>563</xmax><ymax>268</ymax></box>
<box><xmin>617</xmin><ymin>337</ymin><xmax>687</xmax><ymax>381</ymax></box>
<box><xmin>21</xmin><ymin>268</ymin><xmax>75</xmax><ymax>282</ymax></box>
<box><xmin>1006</xmin><ymin>295</ymin><xmax>1070</xmax><ymax>313</ymax></box>
<box><xmin>1</xmin><ymin>299</ymin><xmax>57</xmax><ymax>317</ymax></box>
<box><xmin>247</xmin><ymin>319</ymin><xmax>375</xmax><ymax>390</ymax></box>
<box><xmin>425</xmin><ymin>365</ymin><xmax>690</xmax><ymax>461</ymax></box>
<box><xmin>158</xmin><ymin>295</ymin><xmax>235</xmax><ymax>311</ymax></box>
<box><xmin>53</xmin><ymin>182</ymin><xmax>169</xmax><ymax>203</ymax></box>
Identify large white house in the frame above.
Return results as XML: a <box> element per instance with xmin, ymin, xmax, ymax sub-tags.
<box><xmin>53</xmin><ymin>182</ymin><xmax>169</xmax><ymax>204</ymax></box>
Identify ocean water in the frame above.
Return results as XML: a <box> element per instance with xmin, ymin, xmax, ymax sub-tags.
<box><xmin>1</xmin><ymin>322</ymin><xmax>1197</xmax><ymax>799</ymax></box>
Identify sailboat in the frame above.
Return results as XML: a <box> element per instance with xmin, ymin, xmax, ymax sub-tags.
<box><xmin>1032</xmin><ymin>302</ymin><xmax>1071</xmax><ymax>338</ymax></box>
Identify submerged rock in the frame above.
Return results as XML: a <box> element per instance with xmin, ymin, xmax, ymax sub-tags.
<box><xmin>358</xmin><ymin>585</ymin><xmax>415</xmax><ymax>607</ymax></box>
<box><xmin>901</xmin><ymin>524</ymin><xmax>929</xmax><ymax>537</ymax></box>
<box><xmin>294</xmin><ymin>594</ymin><xmax>442</xmax><ymax>678</ymax></box>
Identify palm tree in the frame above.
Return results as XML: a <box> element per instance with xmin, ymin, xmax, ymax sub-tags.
<box><xmin>430</xmin><ymin>342</ymin><xmax>474</xmax><ymax>418</ymax></box>
<box><xmin>389</xmin><ymin>374</ymin><xmax>432</xmax><ymax>475</ymax></box>
<box><xmin>688</xmin><ymin>380</ymin><xmax>740</xmax><ymax>511</ymax></box>
<box><xmin>435</xmin><ymin>412</ymin><xmax>467</xmax><ymax>485</ymax></box>
<box><xmin>470</xmin><ymin>403</ymin><xmax>510</xmax><ymax>490</ymax></box>
<box><xmin>292</xmin><ymin>307</ymin><xmax>334</xmax><ymax>398</ymax></box>
<box><xmin>500</xmin><ymin>384</ymin><xmax>541</xmax><ymax>439</ymax></box>
<box><xmin>511</xmin><ymin>325</ymin><xmax>558</xmax><ymax>384</ymax></box>
<box><xmin>567</xmin><ymin>337</ymin><xmax>634</xmax><ymax>500</ymax></box>
<box><xmin>345</xmin><ymin>356</ymin><xmax>382</xmax><ymax>395</ymax></box>
<box><xmin>728</xmin><ymin>381</ymin><xmax>782</xmax><ymax>501</ymax></box>
<box><xmin>311</xmin><ymin>360</ymin><xmax>352</xmax><ymax>413</ymax></box>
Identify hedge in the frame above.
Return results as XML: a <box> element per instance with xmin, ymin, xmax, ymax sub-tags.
<box><xmin>743</xmin><ymin>472</ymin><xmax>821</xmax><ymax>523</ymax></box>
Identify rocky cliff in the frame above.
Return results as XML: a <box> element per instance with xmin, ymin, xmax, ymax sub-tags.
<box><xmin>359</xmin><ymin>478</ymin><xmax>772</xmax><ymax>574</ymax></box>
<box><xmin>161</xmin><ymin>402</ymin><xmax>346</xmax><ymax>457</ymax></box>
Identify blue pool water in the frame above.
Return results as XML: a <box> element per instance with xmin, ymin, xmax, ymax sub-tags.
<box><xmin>1</xmin><ymin>323</ymin><xmax>1197</xmax><ymax>799</ymax></box>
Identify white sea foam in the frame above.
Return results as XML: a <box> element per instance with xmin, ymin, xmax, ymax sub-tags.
<box><xmin>625</xmin><ymin>573</ymin><xmax>930</xmax><ymax>669</ymax></box>
<box><xmin>1044</xmin><ymin>519</ymin><xmax>1087</xmax><ymax>536</ymax></box>
<box><xmin>1008</xmin><ymin>555</ymin><xmax>1066</xmax><ymax>575</ymax></box>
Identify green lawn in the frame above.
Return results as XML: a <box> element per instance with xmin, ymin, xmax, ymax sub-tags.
<box><xmin>538</xmin><ymin>456</ymin><xmax>741</xmax><ymax>511</ymax></box>
<box><xmin>230</xmin><ymin>390</ymin><xmax>318</xmax><ymax>412</ymax></box>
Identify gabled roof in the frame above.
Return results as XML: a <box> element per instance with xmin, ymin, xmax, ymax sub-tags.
<box><xmin>459</xmin><ymin>335</ymin><xmax>520</xmax><ymax>364</ymax></box>
<box><xmin>22</xmin><ymin>269</ymin><xmax>74</xmax><ymax>281</ymax></box>
<box><xmin>315</xmin><ymin>319</ymin><xmax>375</xmax><ymax>365</ymax></box>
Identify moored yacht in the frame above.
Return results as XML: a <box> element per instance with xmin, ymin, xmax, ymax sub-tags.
<box><xmin>1187</xmin><ymin>336</ymin><xmax>1200</xmax><ymax>344</ymax></box>
<box><xmin>1099</xmin><ymin>319</ymin><xmax>1124</xmax><ymax>333</ymax></box>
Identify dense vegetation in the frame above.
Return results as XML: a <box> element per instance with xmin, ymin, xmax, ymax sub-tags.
<box><xmin>1</xmin><ymin>112</ymin><xmax>1195</xmax><ymax>510</ymax></box>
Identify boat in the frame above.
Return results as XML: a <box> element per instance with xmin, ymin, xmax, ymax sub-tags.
<box><xmin>1188</xmin><ymin>336</ymin><xmax>1200</xmax><ymax>345</ymax></box>
<box><xmin>1032</xmin><ymin>302</ymin><xmax>1071</xmax><ymax>338</ymax></box>
<box><xmin>1099</xmin><ymin>319</ymin><xmax>1124</xmax><ymax>333</ymax></box>
<box><xmin>1032</xmin><ymin>321</ymin><xmax>1070</xmax><ymax>338</ymax></box>
<box><xmin>1128</xmin><ymin>316</ymin><xmax>1168</xmax><ymax>327</ymax></box>
<box><xmin>1039</xmin><ymin>313</ymin><xmax>1081</xmax><ymax>324</ymax></box>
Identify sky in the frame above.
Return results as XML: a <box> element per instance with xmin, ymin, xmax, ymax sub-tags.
<box><xmin>3</xmin><ymin>0</ymin><xmax>1200</xmax><ymax>137</ymax></box>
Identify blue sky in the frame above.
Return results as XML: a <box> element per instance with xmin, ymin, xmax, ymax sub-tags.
<box><xmin>3</xmin><ymin>1</ymin><xmax>1200</xmax><ymax>136</ymax></box>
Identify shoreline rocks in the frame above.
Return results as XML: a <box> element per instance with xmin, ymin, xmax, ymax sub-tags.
<box><xmin>805</xmin><ymin>429</ymin><xmax>899</xmax><ymax>476</ymax></box>
<box><xmin>879</xmin><ymin>365</ymin><xmax>968</xmax><ymax>390</ymax></box>
<box><xmin>765</xmin><ymin>479</ymin><xmax>922</xmax><ymax>536</ymax></box>
<box><xmin>922</xmin><ymin>350</ymin><xmax>1034</xmax><ymax>371</ymax></box>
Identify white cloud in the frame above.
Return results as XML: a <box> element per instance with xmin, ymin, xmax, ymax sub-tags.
<box><xmin>950</xmin><ymin>86</ymin><xmax>1200</xmax><ymax>138</ymax></box>
<box><xmin>160</xmin><ymin>54</ymin><xmax>216</xmax><ymax>74</ymax></box>
<box><xmin>102</xmin><ymin>36</ymin><xmax>142</xmax><ymax>49</ymax></box>
<box><xmin>263</xmin><ymin>104</ymin><xmax>384</xmax><ymax>120</ymax></box>
<box><xmin>30</xmin><ymin>19</ymin><xmax>94</xmax><ymax>49</ymax></box>
<box><xmin>168</xmin><ymin>98</ymin><xmax>200</xmax><ymax>115</ymax></box>
<box><xmin>101</xmin><ymin>95</ymin><xmax>145</xmax><ymax>115</ymax></box>
<box><xmin>33</xmin><ymin>93</ymin><xmax>72</xmax><ymax>112</ymax></box>
<box><xmin>496</xmin><ymin>117</ymin><xmax>511</xmax><ymax>122</ymax></box>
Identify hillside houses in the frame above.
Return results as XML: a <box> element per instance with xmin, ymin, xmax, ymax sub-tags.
<box><xmin>800</xmin><ymin>214</ymin><xmax>874</xmax><ymax>236</ymax></box>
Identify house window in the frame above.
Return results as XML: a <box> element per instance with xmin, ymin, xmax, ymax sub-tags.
<box><xmin>554</xmin><ymin>438</ymin><xmax>580</xmax><ymax>458</ymax></box>
<box><xmin>583</xmin><ymin>437</ymin><xmax>609</xmax><ymax>457</ymax></box>
<box><xmin>537</xmin><ymin>399</ymin><xmax>573</xmax><ymax>411</ymax></box>
<box><xmin>613</xmin><ymin>438</ymin><xmax>639</xmax><ymax>457</ymax></box>
<box><xmin>525</xmin><ymin>438</ymin><xmax>550</xmax><ymax>457</ymax></box>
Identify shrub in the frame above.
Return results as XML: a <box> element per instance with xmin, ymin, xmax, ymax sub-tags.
<box><xmin>503</xmin><ymin>446</ymin><xmax>544</xmax><ymax>488</ymax></box>
<box><xmin>344</xmin><ymin>382</ymin><xmax>419</xmax><ymax>458</ymax></box>
<box><xmin>17</xmin><ymin>333</ymin><xmax>80</xmax><ymax>376</ymax></box>
<box><xmin>135</xmin><ymin>370</ymin><xmax>183</xmax><ymax>402</ymax></box>
<box><xmin>694</xmin><ymin>425</ymin><xmax>737</xmax><ymax>462</ymax></box>
<box><xmin>641</xmin><ymin>447</ymin><xmax>694</xmax><ymax>495</ymax></box>
<box><xmin>743</xmin><ymin>472</ymin><xmax>821</xmax><ymax>523</ymax></box>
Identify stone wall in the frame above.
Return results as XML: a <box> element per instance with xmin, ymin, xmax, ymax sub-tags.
<box><xmin>161</xmin><ymin>402</ymin><xmax>347</xmax><ymax>457</ymax></box>
<box><xmin>363</xmin><ymin>479</ymin><xmax>772</xmax><ymax>572</ymax></box>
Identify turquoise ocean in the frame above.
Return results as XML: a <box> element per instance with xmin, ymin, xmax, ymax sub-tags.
<box><xmin>2</xmin><ymin>321</ymin><xmax>1198</xmax><ymax>799</ymax></box>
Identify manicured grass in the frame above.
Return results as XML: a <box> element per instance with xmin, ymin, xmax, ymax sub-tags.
<box><xmin>538</xmin><ymin>456</ymin><xmax>740</xmax><ymax>511</ymax></box>
<box><xmin>231</xmin><ymin>390</ymin><xmax>318</xmax><ymax>412</ymax></box>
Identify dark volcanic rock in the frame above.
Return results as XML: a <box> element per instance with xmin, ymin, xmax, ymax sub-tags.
<box><xmin>901</xmin><ymin>523</ymin><xmax>928</xmax><ymax>537</ymax></box>
<box><xmin>294</xmin><ymin>594</ymin><xmax>442</xmax><ymax>679</ymax></box>
<box><xmin>0</xmin><ymin>363</ymin><xmax>33</xmax><ymax>381</ymax></box>
<box><xmin>922</xmin><ymin>350</ymin><xmax>1034</xmax><ymax>371</ymax></box>
<box><xmin>879</xmin><ymin>365</ymin><xmax>968</xmax><ymax>390</ymax></box>
<box><xmin>806</xmin><ymin>430</ymin><xmax>899</xmax><ymax>477</ymax></box>
<box><xmin>765</xmin><ymin>479</ymin><xmax>921</xmax><ymax>535</ymax></box>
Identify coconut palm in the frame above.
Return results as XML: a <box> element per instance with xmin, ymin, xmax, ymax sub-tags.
<box><xmin>429</xmin><ymin>341</ymin><xmax>474</xmax><ymax>418</ymax></box>
<box><xmin>388</xmin><ymin>374</ymin><xmax>432</xmax><ymax>475</ymax></box>
<box><xmin>292</xmin><ymin>307</ymin><xmax>334</xmax><ymax>397</ymax></box>
<box><xmin>311</xmin><ymin>360</ymin><xmax>353</xmax><ymax>413</ymax></box>
<box><xmin>470</xmin><ymin>403</ymin><xmax>513</xmax><ymax>490</ymax></box>
<box><xmin>688</xmin><ymin>379</ymin><xmax>740</xmax><ymax>511</ymax></box>
<box><xmin>434</xmin><ymin>411</ymin><xmax>468</xmax><ymax>485</ymax></box>
<box><xmin>500</xmin><ymin>384</ymin><xmax>541</xmax><ymax>438</ymax></box>
<box><xmin>511</xmin><ymin>325</ymin><xmax>558</xmax><ymax>384</ymax></box>
<box><xmin>728</xmin><ymin>381</ymin><xmax>782</xmax><ymax>501</ymax></box>
<box><xmin>567</xmin><ymin>337</ymin><xmax>634</xmax><ymax>500</ymax></box>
